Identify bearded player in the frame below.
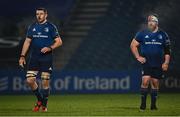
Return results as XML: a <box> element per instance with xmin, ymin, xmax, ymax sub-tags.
<box><xmin>19</xmin><ymin>8</ymin><xmax>62</xmax><ymax>112</ymax></box>
<box><xmin>130</xmin><ymin>14</ymin><xmax>171</xmax><ymax>111</ymax></box>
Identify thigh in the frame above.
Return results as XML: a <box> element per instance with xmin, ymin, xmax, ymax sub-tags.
<box><xmin>39</xmin><ymin>60</ymin><xmax>53</xmax><ymax>73</ymax></box>
<box><xmin>141</xmin><ymin>66</ymin><xmax>152</xmax><ymax>88</ymax></box>
<box><xmin>151</xmin><ymin>67</ymin><xmax>163</xmax><ymax>79</ymax></box>
<box><xmin>142</xmin><ymin>66</ymin><xmax>152</xmax><ymax>77</ymax></box>
<box><xmin>150</xmin><ymin>78</ymin><xmax>159</xmax><ymax>89</ymax></box>
<box><xmin>141</xmin><ymin>75</ymin><xmax>151</xmax><ymax>88</ymax></box>
<box><xmin>27</xmin><ymin>58</ymin><xmax>40</xmax><ymax>71</ymax></box>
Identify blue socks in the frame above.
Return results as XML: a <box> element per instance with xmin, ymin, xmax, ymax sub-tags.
<box><xmin>42</xmin><ymin>88</ymin><xmax>50</xmax><ymax>107</ymax></box>
<box><xmin>140</xmin><ymin>88</ymin><xmax>148</xmax><ymax>105</ymax></box>
<box><xmin>140</xmin><ymin>88</ymin><xmax>158</xmax><ymax>108</ymax></box>
<box><xmin>32</xmin><ymin>87</ymin><xmax>50</xmax><ymax>107</ymax></box>
<box><xmin>33</xmin><ymin>87</ymin><xmax>43</xmax><ymax>102</ymax></box>
<box><xmin>151</xmin><ymin>89</ymin><xmax>158</xmax><ymax>106</ymax></box>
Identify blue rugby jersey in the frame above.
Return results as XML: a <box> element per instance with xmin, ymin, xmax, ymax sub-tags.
<box><xmin>135</xmin><ymin>29</ymin><xmax>171</xmax><ymax>67</ymax></box>
<box><xmin>26</xmin><ymin>21</ymin><xmax>60</xmax><ymax>60</ymax></box>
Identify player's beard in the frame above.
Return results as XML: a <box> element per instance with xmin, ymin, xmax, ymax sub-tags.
<box><xmin>148</xmin><ymin>24</ymin><xmax>157</xmax><ymax>32</ymax></box>
<box><xmin>37</xmin><ymin>17</ymin><xmax>46</xmax><ymax>24</ymax></box>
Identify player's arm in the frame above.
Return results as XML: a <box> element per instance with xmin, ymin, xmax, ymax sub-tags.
<box><xmin>41</xmin><ymin>24</ymin><xmax>62</xmax><ymax>53</ymax></box>
<box><xmin>162</xmin><ymin>42</ymin><xmax>171</xmax><ymax>71</ymax></box>
<box><xmin>50</xmin><ymin>37</ymin><xmax>62</xmax><ymax>50</ymax></box>
<box><xmin>41</xmin><ymin>37</ymin><xmax>62</xmax><ymax>53</ymax></box>
<box><xmin>130</xmin><ymin>39</ymin><xmax>146</xmax><ymax>64</ymax></box>
<box><xmin>19</xmin><ymin>38</ymin><xmax>32</xmax><ymax>67</ymax></box>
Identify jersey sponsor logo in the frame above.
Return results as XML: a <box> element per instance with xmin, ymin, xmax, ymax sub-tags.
<box><xmin>33</xmin><ymin>32</ymin><xmax>48</xmax><ymax>38</ymax></box>
<box><xmin>33</xmin><ymin>35</ymin><xmax>48</xmax><ymax>38</ymax></box>
<box><xmin>145</xmin><ymin>35</ymin><xmax>149</xmax><ymax>38</ymax></box>
<box><xmin>145</xmin><ymin>41</ymin><xmax>162</xmax><ymax>45</ymax></box>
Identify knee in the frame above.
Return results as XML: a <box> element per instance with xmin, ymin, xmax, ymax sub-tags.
<box><xmin>151</xmin><ymin>79</ymin><xmax>159</xmax><ymax>89</ymax></box>
<box><xmin>41</xmin><ymin>72</ymin><xmax>50</xmax><ymax>80</ymax></box>
<box><xmin>26</xmin><ymin>78</ymin><xmax>35</xmax><ymax>85</ymax></box>
<box><xmin>141</xmin><ymin>82</ymin><xmax>149</xmax><ymax>88</ymax></box>
<box><xmin>41</xmin><ymin>72</ymin><xmax>50</xmax><ymax>89</ymax></box>
<box><xmin>151</xmin><ymin>83</ymin><xmax>159</xmax><ymax>89</ymax></box>
<box><xmin>26</xmin><ymin>71</ymin><xmax>38</xmax><ymax>85</ymax></box>
<box><xmin>141</xmin><ymin>80</ymin><xmax>150</xmax><ymax>88</ymax></box>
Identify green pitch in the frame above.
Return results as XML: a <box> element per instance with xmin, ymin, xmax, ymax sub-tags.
<box><xmin>0</xmin><ymin>93</ymin><xmax>180</xmax><ymax>116</ymax></box>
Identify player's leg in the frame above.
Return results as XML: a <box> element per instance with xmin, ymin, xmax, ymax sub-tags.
<box><xmin>140</xmin><ymin>75</ymin><xmax>151</xmax><ymax>110</ymax></box>
<box><xmin>139</xmin><ymin>66</ymin><xmax>152</xmax><ymax>110</ymax></box>
<box><xmin>26</xmin><ymin>71</ymin><xmax>38</xmax><ymax>90</ymax></box>
<box><xmin>26</xmin><ymin>58</ymin><xmax>43</xmax><ymax>112</ymax></box>
<box><xmin>39</xmin><ymin>60</ymin><xmax>52</xmax><ymax>112</ymax></box>
<box><xmin>150</xmin><ymin>78</ymin><xmax>159</xmax><ymax>110</ymax></box>
<box><xmin>150</xmin><ymin>67</ymin><xmax>162</xmax><ymax>110</ymax></box>
<box><xmin>41</xmin><ymin>72</ymin><xmax>50</xmax><ymax>112</ymax></box>
<box><xmin>26</xmin><ymin>70</ymin><xmax>43</xmax><ymax>111</ymax></box>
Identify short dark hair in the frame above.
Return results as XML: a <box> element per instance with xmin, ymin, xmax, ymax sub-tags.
<box><xmin>36</xmin><ymin>7</ymin><xmax>47</xmax><ymax>13</ymax></box>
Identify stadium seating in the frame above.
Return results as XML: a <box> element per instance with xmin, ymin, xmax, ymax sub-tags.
<box><xmin>64</xmin><ymin>0</ymin><xmax>180</xmax><ymax>71</ymax></box>
<box><xmin>0</xmin><ymin>0</ymin><xmax>75</xmax><ymax>69</ymax></box>
<box><xmin>0</xmin><ymin>0</ymin><xmax>180</xmax><ymax>72</ymax></box>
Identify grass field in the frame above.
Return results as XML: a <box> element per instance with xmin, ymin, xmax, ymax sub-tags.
<box><xmin>0</xmin><ymin>93</ymin><xmax>180</xmax><ymax>116</ymax></box>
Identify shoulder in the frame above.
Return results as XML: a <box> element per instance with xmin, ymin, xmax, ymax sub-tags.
<box><xmin>27</xmin><ymin>22</ymin><xmax>37</xmax><ymax>32</ymax></box>
<box><xmin>137</xmin><ymin>29</ymin><xmax>149</xmax><ymax>35</ymax></box>
<box><xmin>158</xmin><ymin>29</ymin><xmax>170</xmax><ymax>41</ymax></box>
<box><xmin>135</xmin><ymin>29</ymin><xmax>149</xmax><ymax>38</ymax></box>
<box><xmin>46</xmin><ymin>22</ymin><xmax>58</xmax><ymax>29</ymax></box>
<box><xmin>158</xmin><ymin>29</ymin><xmax>170</xmax><ymax>44</ymax></box>
<box><xmin>134</xmin><ymin>29</ymin><xmax>147</xmax><ymax>42</ymax></box>
<box><xmin>28</xmin><ymin>22</ymin><xmax>37</xmax><ymax>29</ymax></box>
<box><xmin>158</xmin><ymin>29</ymin><xmax>169</xmax><ymax>37</ymax></box>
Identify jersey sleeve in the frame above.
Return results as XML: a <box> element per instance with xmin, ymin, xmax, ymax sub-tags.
<box><xmin>164</xmin><ymin>32</ymin><xmax>171</xmax><ymax>46</ymax></box>
<box><xmin>164</xmin><ymin>32</ymin><xmax>171</xmax><ymax>55</ymax></box>
<box><xmin>51</xmin><ymin>24</ymin><xmax>60</xmax><ymax>39</ymax></box>
<box><xmin>134</xmin><ymin>31</ymin><xmax>143</xmax><ymax>43</ymax></box>
<box><xmin>26</xmin><ymin>25</ymin><xmax>33</xmax><ymax>39</ymax></box>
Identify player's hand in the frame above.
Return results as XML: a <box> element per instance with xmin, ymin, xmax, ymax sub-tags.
<box><xmin>136</xmin><ymin>56</ymin><xmax>146</xmax><ymax>64</ymax></box>
<box><xmin>162</xmin><ymin>63</ymin><xmax>169</xmax><ymax>71</ymax></box>
<box><xmin>19</xmin><ymin>57</ymin><xmax>26</xmax><ymax>68</ymax></box>
<box><xmin>41</xmin><ymin>47</ymin><xmax>52</xmax><ymax>53</ymax></box>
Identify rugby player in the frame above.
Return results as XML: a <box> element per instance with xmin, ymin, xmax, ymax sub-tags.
<box><xmin>130</xmin><ymin>14</ymin><xmax>171</xmax><ymax>111</ymax></box>
<box><xmin>19</xmin><ymin>8</ymin><xmax>62</xmax><ymax>112</ymax></box>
